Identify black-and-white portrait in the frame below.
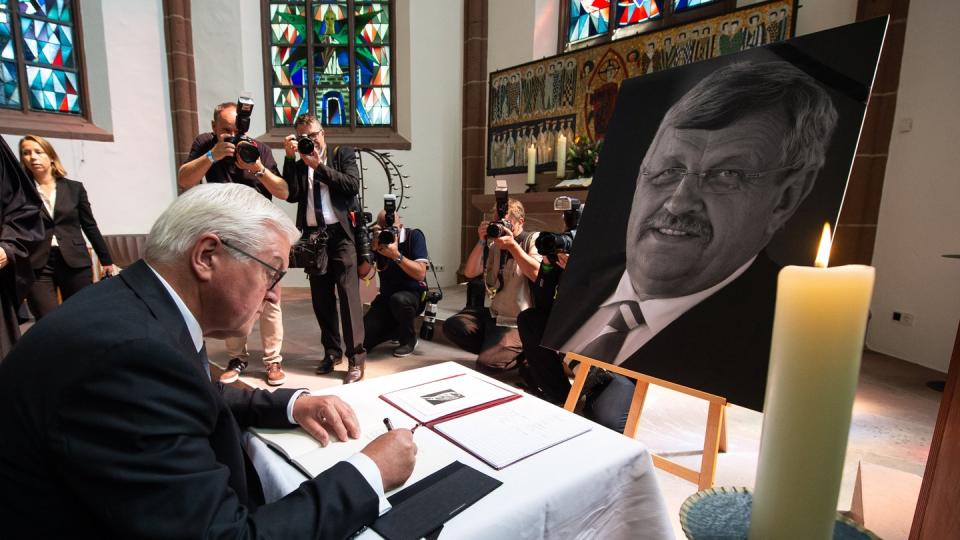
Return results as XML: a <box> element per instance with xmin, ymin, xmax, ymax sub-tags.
<box><xmin>542</xmin><ymin>19</ymin><xmax>887</xmax><ymax>425</ymax></box>
<box><xmin>421</xmin><ymin>389</ymin><xmax>466</xmax><ymax>406</ymax></box>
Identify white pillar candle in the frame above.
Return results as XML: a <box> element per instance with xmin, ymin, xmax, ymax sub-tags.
<box><xmin>556</xmin><ymin>133</ymin><xmax>567</xmax><ymax>178</ymax></box>
<box><xmin>749</xmin><ymin>224</ymin><xmax>875</xmax><ymax>540</ymax></box>
<box><xmin>526</xmin><ymin>144</ymin><xmax>537</xmax><ymax>185</ymax></box>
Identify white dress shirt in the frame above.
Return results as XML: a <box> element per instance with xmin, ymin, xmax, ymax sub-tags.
<box><xmin>146</xmin><ymin>264</ymin><xmax>390</xmax><ymax>514</ymax></box>
<box><xmin>36</xmin><ymin>181</ymin><xmax>59</xmax><ymax>247</ymax></box>
<box><xmin>305</xmin><ymin>155</ymin><xmax>338</xmax><ymax>227</ymax></box>
<box><xmin>562</xmin><ymin>256</ymin><xmax>756</xmax><ymax>365</ymax></box>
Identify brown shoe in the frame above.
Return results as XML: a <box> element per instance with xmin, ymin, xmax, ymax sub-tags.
<box><xmin>219</xmin><ymin>358</ymin><xmax>247</xmax><ymax>384</ymax></box>
<box><xmin>266</xmin><ymin>363</ymin><xmax>286</xmax><ymax>386</ymax></box>
<box><xmin>344</xmin><ymin>364</ymin><xmax>364</xmax><ymax>384</ymax></box>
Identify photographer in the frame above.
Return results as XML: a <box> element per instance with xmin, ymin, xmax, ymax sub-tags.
<box><xmin>443</xmin><ymin>196</ymin><xmax>540</xmax><ymax>371</ymax></box>
<box><xmin>517</xmin><ymin>197</ymin><xmax>581</xmax><ymax>404</ymax></box>
<box><xmin>361</xmin><ymin>207</ymin><xmax>429</xmax><ymax>357</ymax></box>
<box><xmin>283</xmin><ymin>114</ymin><xmax>366</xmax><ymax>384</ymax></box>
<box><xmin>176</xmin><ymin>99</ymin><xmax>288</xmax><ymax>386</ymax></box>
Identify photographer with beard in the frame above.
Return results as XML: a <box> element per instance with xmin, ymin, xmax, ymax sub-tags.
<box><xmin>283</xmin><ymin>114</ymin><xmax>366</xmax><ymax>384</ymax></box>
<box><xmin>177</xmin><ymin>100</ymin><xmax>289</xmax><ymax>386</ymax></box>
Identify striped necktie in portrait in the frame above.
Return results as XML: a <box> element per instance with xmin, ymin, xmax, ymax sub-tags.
<box><xmin>577</xmin><ymin>300</ymin><xmax>644</xmax><ymax>363</ymax></box>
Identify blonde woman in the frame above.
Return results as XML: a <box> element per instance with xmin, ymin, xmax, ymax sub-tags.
<box><xmin>19</xmin><ymin>135</ymin><xmax>115</xmax><ymax>320</ymax></box>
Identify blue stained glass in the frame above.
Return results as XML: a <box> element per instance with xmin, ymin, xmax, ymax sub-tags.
<box><xmin>568</xmin><ymin>0</ymin><xmax>610</xmax><ymax>43</ymax></box>
<box><xmin>1</xmin><ymin>5</ymin><xmax>15</xmax><ymax>61</ymax></box>
<box><xmin>354</xmin><ymin>46</ymin><xmax>388</xmax><ymax>86</ymax></box>
<box><xmin>21</xmin><ymin>18</ymin><xmax>74</xmax><ymax>67</ymax></box>
<box><xmin>673</xmin><ymin>0</ymin><xmax>718</xmax><ymax>11</ymax></box>
<box><xmin>1</xmin><ymin>60</ymin><xmax>20</xmax><ymax>108</ymax></box>
<box><xmin>19</xmin><ymin>0</ymin><xmax>72</xmax><ymax>22</ymax></box>
<box><xmin>26</xmin><ymin>64</ymin><xmax>79</xmax><ymax>113</ymax></box>
<box><xmin>356</xmin><ymin>86</ymin><xmax>390</xmax><ymax>126</ymax></box>
<box><xmin>317</xmin><ymin>86</ymin><xmax>349</xmax><ymax>126</ymax></box>
<box><xmin>616</xmin><ymin>0</ymin><xmax>661</xmax><ymax>28</ymax></box>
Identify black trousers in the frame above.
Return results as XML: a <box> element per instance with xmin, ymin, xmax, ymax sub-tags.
<box><xmin>26</xmin><ymin>247</ymin><xmax>93</xmax><ymax>320</ymax></box>
<box><xmin>442</xmin><ymin>306</ymin><xmax>523</xmax><ymax>370</ymax></box>
<box><xmin>517</xmin><ymin>307</ymin><xmax>572</xmax><ymax>404</ymax></box>
<box><xmin>363</xmin><ymin>290</ymin><xmax>423</xmax><ymax>351</ymax></box>
<box><xmin>306</xmin><ymin>224</ymin><xmax>366</xmax><ymax>366</ymax></box>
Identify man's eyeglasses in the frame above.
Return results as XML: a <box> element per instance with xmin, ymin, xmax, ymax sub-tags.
<box><xmin>220</xmin><ymin>238</ymin><xmax>286</xmax><ymax>290</ymax></box>
<box><xmin>639</xmin><ymin>166</ymin><xmax>794</xmax><ymax>194</ymax></box>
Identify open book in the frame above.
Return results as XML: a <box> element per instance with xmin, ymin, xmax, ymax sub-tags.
<box><xmin>380</xmin><ymin>374</ymin><xmax>592</xmax><ymax>469</ymax></box>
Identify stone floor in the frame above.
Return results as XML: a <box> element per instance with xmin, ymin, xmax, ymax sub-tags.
<box><xmin>208</xmin><ymin>286</ymin><xmax>943</xmax><ymax>540</ymax></box>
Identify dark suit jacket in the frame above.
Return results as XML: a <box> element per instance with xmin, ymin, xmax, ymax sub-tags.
<box><xmin>0</xmin><ymin>261</ymin><xmax>378</xmax><ymax>539</ymax></box>
<box><xmin>551</xmin><ymin>254</ymin><xmax>779</xmax><ymax>411</ymax></box>
<box><xmin>30</xmin><ymin>178</ymin><xmax>112</xmax><ymax>269</ymax></box>
<box><xmin>283</xmin><ymin>146</ymin><xmax>360</xmax><ymax>241</ymax></box>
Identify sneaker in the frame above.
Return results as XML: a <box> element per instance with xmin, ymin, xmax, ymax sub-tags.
<box><xmin>344</xmin><ymin>364</ymin><xmax>364</xmax><ymax>384</ymax></box>
<box><xmin>219</xmin><ymin>358</ymin><xmax>247</xmax><ymax>384</ymax></box>
<box><xmin>393</xmin><ymin>337</ymin><xmax>418</xmax><ymax>358</ymax></box>
<box><xmin>266</xmin><ymin>363</ymin><xmax>286</xmax><ymax>386</ymax></box>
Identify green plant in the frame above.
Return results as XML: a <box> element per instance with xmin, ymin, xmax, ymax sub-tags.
<box><xmin>566</xmin><ymin>135</ymin><xmax>604</xmax><ymax>178</ymax></box>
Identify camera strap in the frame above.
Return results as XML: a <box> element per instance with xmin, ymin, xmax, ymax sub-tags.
<box><xmin>484</xmin><ymin>231</ymin><xmax>530</xmax><ymax>299</ymax></box>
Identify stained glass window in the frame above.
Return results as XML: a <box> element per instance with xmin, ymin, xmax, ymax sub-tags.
<box><xmin>568</xmin><ymin>0</ymin><xmax>610</xmax><ymax>44</ymax></box>
<box><xmin>266</xmin><ymin>0</ymin><xmax>393</xmax><ymax>128</ymax></box>
<box><xmin>673</xmin><ymin>0</ymin><xmax>719</xmax><ymax>11</ymax></box>
<box><xmin>616</xmin><ymin>0</ymin><xmax>661</xmax><ymax>29</ymax></box>
<box><xmin>0</xmin><ymin>0</ymin><xmax>81</xmax><ymax>114</ymax></box>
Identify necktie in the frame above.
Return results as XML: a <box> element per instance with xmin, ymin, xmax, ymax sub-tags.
<box><xmin>198</xmin><ymin>341</ymin><xmax>211</xmax><ymax>381</ymax></box>
<box><xmin>578</xmin><ymin>300</ymin><xmax>644</xmax><ymax>363</ymax></box>
<box><xmin>313</xmin><ymin>174</ymin><xmax>326</xmax><ymax>227</ymax></box>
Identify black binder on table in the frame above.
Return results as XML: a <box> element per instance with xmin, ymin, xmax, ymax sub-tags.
<box><xmin>371</xmin><ymin>461</ymin><xmax>502</xmax><ymax>540</ymax></box>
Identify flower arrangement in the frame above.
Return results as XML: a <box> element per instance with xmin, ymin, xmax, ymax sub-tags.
<box><xmin>565</xmin><ymin>134</ymin><xmax>603</xmax><ymax>179</ymax></box>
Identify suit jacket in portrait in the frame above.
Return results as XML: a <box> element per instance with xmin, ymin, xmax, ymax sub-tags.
<box><xmin>30</xmin><ymin>177</ymin><xmax>112</xmax><ymax>269</ymax></box>
<box><xmin>0</xmin><ymin>260</ymin><xmax>378</xmax><ymax>539</ymax></box>
<box><xmin>550</xmin><ymin>253</ymin><xmax>779</xmax><ymax>411</ymax></box>
<box><xmin>284</xmin><ymin>145</ymin><xmax>361</xmax><ymax>241</ymax></box>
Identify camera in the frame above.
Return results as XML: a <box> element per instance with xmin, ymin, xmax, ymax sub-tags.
<box><xmin>485</xmin><ymin>181</ymin><xmax>512</xmax><ymax>238</ymax></box>
<box><xmin>534</xmin><ymin>196</ymin><xmax>582</xmax><ymax>258</ymax></box>
<box><xmin>290</xmin><ymin>228</ymin><xmax>329</xmax><ymax>275</ymax></box>
<box><xmin>378</xmin><ymin>194</ymin><xmax>399</xmax><ymax>245</ymax></box>
<box><xmin>229</xmin><ymin>93</ymin><xmax>261</xmax><ymax>164</ymax></box>
<box><xmin>419</xmin><ymin>289</ymin><xmax>443</xmax><ymax>341</ymax></box>
<box><xmin>353</xmin><ymin>209</ymin><xmax>374</xmax><ymax>266</ymax></box>
<box><xmin>297</xmin><ymin>135</ymin><xmax>315</xmax><ymax>155</ymax></box>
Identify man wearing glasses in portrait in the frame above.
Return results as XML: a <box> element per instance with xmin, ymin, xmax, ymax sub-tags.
<box><xmin>556</xmin><ymin>61</ymin><xmax>839</xmax><ymax>431</ymax></box>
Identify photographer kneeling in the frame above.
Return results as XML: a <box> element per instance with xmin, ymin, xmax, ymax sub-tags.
<box><xmin>443</xmin><ymin>193</ymin><xmax>540</xmax><ymax>372</ymax></box>
<box><xmin>360</xmin><ymin>200</ymin><xmax>430</xmax><ymax>357</ymax></box>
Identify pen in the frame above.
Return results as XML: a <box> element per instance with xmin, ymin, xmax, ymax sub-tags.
<box><xmin>383</xmin><ymin>417</ymin><xmax>394</xmax><ymax>431</ymax></box>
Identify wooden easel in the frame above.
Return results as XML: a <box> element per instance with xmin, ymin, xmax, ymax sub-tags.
<box><xmin>563</xmin><ymin>352</ymin><xmax>728</xmax><ymax>490</ymax></box>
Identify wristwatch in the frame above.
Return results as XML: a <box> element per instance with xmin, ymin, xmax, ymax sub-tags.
<box><xmin>254</xmin><ymin>166</ymin><xmax>266</xmax><ymax>177</ymax></box>
<box><xmin>395</xmin><ymin>253</ymin><xmax>404</xmax><ymax>264</ymax></box>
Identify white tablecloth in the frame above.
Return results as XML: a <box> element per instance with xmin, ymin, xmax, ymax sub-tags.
<box><xmin>246</xmin><ymin>362</ymin><xmax>673</xmax><ymax>539</ymax></box>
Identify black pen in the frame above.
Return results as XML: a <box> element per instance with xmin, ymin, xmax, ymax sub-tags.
<box><xmin>383</xmin><ymin>417</ymin><xmax>394</xmax><ymax>431</ymax></box>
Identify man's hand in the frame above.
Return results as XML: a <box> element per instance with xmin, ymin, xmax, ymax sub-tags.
<box><xmin>211</xmin><ymin>134</ymin><xmax>236</xmax><ymax>161</ymax></box>
<box><xmin>376</xmin><ymin>237</ymin><xmax>400</xmax><ymax>261</ymax></box>
<box><xmin>292</xmin><ymin>394</ymin><xmax>361</xmax><ymax>447</ymax></box>
<box><xmin>235</xmin><ymin>156</ymin><xmax>264</xmax><ymax>174</ymax></box>
<box><xmin>302</xmin><ymin>147</ymin><xmax>322</xmax><ymax>170</ymax></box>
<box><xmin>556</xmin><ymin>252</ymin><xmax>569</xmax><ymax>269</ymax></box>
<box><xmin>283</xmin><ymin>134</ymin><xmax>298</xmax><ymax>159</ymax></box>
<box><xmin>0</xmin><ymin>247</ymin><xmax>7</xmax><ymax>269</ymax></box>
<box><xmin>477</xmin><ymin>220</ymin><xmax>489</xmax><ymax>241</ymax></box>
<box><xmin>491</xmin><ymin>226</ymin><xmax>518</xmax><ymax>251</ymax></box>
<box><xmin>361</xmin><ymin>430</ymin><xmax>417</xmax><ymax>491</ymax></box>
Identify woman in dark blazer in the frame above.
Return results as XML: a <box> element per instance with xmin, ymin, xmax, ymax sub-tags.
<box><xmin>19</xmin><ymin>135</ymin><xmax>115</xmax><ymax>320</ymax></box>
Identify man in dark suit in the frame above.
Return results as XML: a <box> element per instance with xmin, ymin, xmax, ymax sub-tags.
<box><xmin>548</xmin><ymin>61</ymin><xmax>838</xmax><ymax>429</ymax></box>
<box><xmin>283</xmin><ymin>114</ymin><xmax>367</xmax><ymax>383</ymax></box>
<box><xmin>0</xmin><ymin>183</ymin><xmax>416</xmax><ymax>539</ymax></box>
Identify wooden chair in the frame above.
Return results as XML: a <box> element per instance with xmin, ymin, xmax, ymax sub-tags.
<box><xmin>563</xmin><ymin>351</ymin><xmax>728</xmax><ymax>490</ymax></box>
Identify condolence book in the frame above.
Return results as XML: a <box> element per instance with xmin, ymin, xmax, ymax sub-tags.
<box><xmin>380</xmin><ymin>374</ymin><xmax>592</xmax><ymax>469</ymax></box>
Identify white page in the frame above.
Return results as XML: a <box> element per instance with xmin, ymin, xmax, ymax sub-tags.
<box><xmin>382</xmin><ymin>374</ymin><xmax>517</xmax><ymax>424</ymax></box>
<box><xmin>434</xmin><ymin>398</ymin><xmax>592</xmax><ymax>469</ymax></box>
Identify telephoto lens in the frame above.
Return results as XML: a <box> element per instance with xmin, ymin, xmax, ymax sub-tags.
<box><xmin>420</xmin><ymin>300</ymin><xmax>438</xmax><ymax>340</ymax></box>
<box><xmin>297</xmin><ymin>136</ymin><xmax>315</xmax><ymax>155</ymax></box>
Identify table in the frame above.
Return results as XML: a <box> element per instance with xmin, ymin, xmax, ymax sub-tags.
<box><xmin>246</xmin><ymin>362</ymin><xmax>673</xmax><ymax>539</ymax></box>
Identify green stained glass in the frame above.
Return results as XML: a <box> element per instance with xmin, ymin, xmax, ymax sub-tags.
<box><xmin>313</xmin><ymin>2</ymin><xmax>348</xmax><ymax>45</ymax></box>
<box><xmin>313</xmin><ymin>46</ymin><xmax>349</xmax><ymax>85</ymax></box>
<box><xmin>18</xmin><ymin>0</ymin><xmax>72</xmax><ymax>22</ymax></box>
<box><xmin>270</xmin><ymin>3</ymin><xmax>305</xmax><ymax>46</ymax></box>
<box><xmin>26</xmin><ymin>64</ymin><xmax>78</xmax><ymax>113</ymax></box>
<box><xmin>21</xmin><ymin>18</ymin><xmax>74</xmax><ymax>68</ymax></box>
<box><xmin>316</xmin><ymin>86</ymin><xmax>349</xmax><ymax>126</ymax></box>
<box><xmin>354</xmin><ymin>3</ymin><xmax>389</xmax><ymax>46</ymax></box>
<box><xmin>355</xmin><ymin>46</ymin><xmax>388</xmax><ymax>86</ymax></box>
<box><xmin>356</xmin><ymin>86</ymin><xmax>389</xmax><ymax>126</ymax></box>
<box><xmin>273</xmin><ymin>86</ymin><xmax>308</xmax><ymax>126</ymax></box>
<box><xmin>272</xmin><ymin>45</ymin><xmax>307</xmax><ymax>85</ymax></box>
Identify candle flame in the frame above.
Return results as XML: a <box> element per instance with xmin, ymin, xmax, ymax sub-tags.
<box><xmin>815</xmin><ymin>223</ymin><xmax>832</xmax><ymax>268</ymax></box>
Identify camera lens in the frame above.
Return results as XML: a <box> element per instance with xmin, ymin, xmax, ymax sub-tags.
<box><xmin>379</xmin><ymin>228</ymin><xmax>396</xmax><ymax>245</ymax></box>
<box><xmin>236</xmin><ymin>140</ymin><xmax>260</xmax><ymax>164</ymax></box>
<box><xmin>297</xmin><ymin>136</ymin><xmax>315</xmax><ymax>155</ymax></box>
<box><xmin>486</xmin><ymin>222</ymin><xmax>503</xmax><ymax>238</ymax></box>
